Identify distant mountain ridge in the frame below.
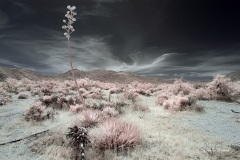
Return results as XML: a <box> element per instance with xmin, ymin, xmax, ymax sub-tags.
<box><xmin>54</xmin><ymin>69</ymin><xmax>173</xmax><ymax>84</ymax></box>
<box><xmin>0</xmin><ymin>67</ymin><xmax>172</xmax><ymax>84</ymax></box>
<box><xmin>1</xmin><ymin>67</ymin><xmax>239</xmax><ymax>84</ymax></box>
<box><xmin>0</xmin><ymin>67</ymin><xmax>48</xmax><ymax>81</ymax></box>
<box><xmin>226</xmin><ymin>71</ymin><xmax>240</xmax><ymax>81</ymax></box>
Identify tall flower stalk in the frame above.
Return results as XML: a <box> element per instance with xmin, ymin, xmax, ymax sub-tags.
<box><xmin>62</xmin><ymin>5</ymin><xmax>86</xmax><ymax>108</ymax></box>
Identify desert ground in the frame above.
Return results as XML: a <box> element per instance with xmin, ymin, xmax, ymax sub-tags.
<box><xmin>0</xmin><ymin>72</ymin><xmax>240</xmax><ymax>160</ymax></box>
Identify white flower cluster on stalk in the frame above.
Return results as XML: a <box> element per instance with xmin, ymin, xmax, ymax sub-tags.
<box><xmin>62</xmin><ymin>5</ymin><xmax>77</xmax><ymax>39</ymax></box>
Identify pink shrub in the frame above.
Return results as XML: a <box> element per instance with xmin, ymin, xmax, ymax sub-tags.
<box><xmin>161</xmin><ymin>96</ymin><xmax>188</xmax><ymax>111</ymax></box>
<box><xmin>31</xmin><ymin>88</ymin><xmax>42</xmax><ymax>96</ymax></box>
<box><xmin>5</xmin><ymin>78</ymin><xmax>18</xmax><ymax>92</ymax></box>
<box><xmin>23</xmin><ymin>102</ymin><xmax>47</xmax><ymax>121</ymax></box>
<box><xmin>104</xmin><ymin>102</ymin><xmax>115</xmax><ymax>108</ymax></box>
<box><xmin>191</xmin><ymin>88</ymin><xmax>210</xmax><ymax>100</ymax></box>
<box><xmin>162</xmin><ymin>101</ymin><xmax>170</xmax><ymax>109</ymax></box>
<box><xmin>0</xmin><ymin>83</ymin><xmax>12</xmax><ymax>105</ymax></box>
<box><xmin>18</xmin><ymin>92</ymin><xmax>29</xmax><ymax>99</ymax></box>
<box><xmin>129</xmin><ymin>81</ymin><xmax>155</xmax><ymax>96</ymax></box>
<box><xmin>80</xmin><ymin>109</ymin><xmax>102</xmax><ymax>127</ymax></box>
<box><xmin>109</xmin><ymin>87</ymin><xmax>123</xmax><ymax>94</ymax></box>
<box><xmin>69</xmin><ymin>104</ymin><xmax>83</xmax><ymax>113</ymax></box>
<box><xmin>42</xmin><ymin>95</ymin><xmax>52</xmax><ymax>103</ymax></box>
<box><xmin>156</xmin><ymin>94</ymin><xmax>201</xmax><ymax>111</ymax></box>
<box><xmin>156</xmin><ymin>96</ymin><xmax>168</xmax><ymax>106</ymax></box>
<box><xmin>206</xmin><ymin>74</ymin><xmax>239</xmax><ymax>101</ymax></box>
<box><xmin>124</xmin><ymin>89</ymin><xmax>139</xmax><ymax>103</ymax></box>
<box><xmin>63</xmin><ymin>80</ymin><xmax>73</xmax><ymax>87</ymax></box>
<box><xmin>54</xmin><ymin>95</ymin><xmax>76</xmax><ymax>110</ymax></box>
<box><xmin>89</xmin><ymin>92</ymin><xmax>104</xmax><ymax>99</ymax></box>
<box><xmin>20</xmin><ymin>78</ymin><xmax>35</xmax><ymax>89</ymax></box>
<box><xmin>102</xmin><ymin>107</ymin><xmax>119</xmax><ymax>117</ymax></box>
<box><xmin>168</xmin><ymin>79</ymin><xmax>195</xmax><ymax>95</ymax></box>
<box><xmin>89</xmin><ymin>119</ymin><xmax>141</xmax><ymax>150</ymax></box>
<box><xmin>0</xmin><ymin>96</ymin><xmax>12</xmax><ymax>105</ymax></box>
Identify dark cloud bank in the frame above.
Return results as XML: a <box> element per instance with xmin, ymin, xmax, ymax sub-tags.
<box><xmin>0</xmin><ymin>0</ymin><xmax>240</xmax><ymax>80</ymax></box>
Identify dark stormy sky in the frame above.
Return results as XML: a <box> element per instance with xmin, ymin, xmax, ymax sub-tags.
<box><xmin>0</xmin><ymin>0</ymin><xmax>240</xmax><ymax>80</ymax></box>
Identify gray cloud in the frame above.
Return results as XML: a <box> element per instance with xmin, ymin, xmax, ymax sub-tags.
<box><xmin>0</xmin><ymin>10</ymin><xmax>9</xmax><ymax>28</ymax></box>
<box><xmin>0</xmin><ymin>0</ymin><xmax>240</xmax><ymax>80</ymax></box>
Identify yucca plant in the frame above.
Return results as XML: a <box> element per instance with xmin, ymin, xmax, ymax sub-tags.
<box><xmin>62</xmin><ymin>5</ymin><xmax>86</xmax><ymax>108</ymax></box>
<box><xmin>66</xmin><ymin>125</ymin><xmax>90</xmax><ymax>160</ymax></box>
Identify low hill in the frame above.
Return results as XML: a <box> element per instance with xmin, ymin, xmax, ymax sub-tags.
<box><xmin>0</xmin><ymin>67</ymin><xmax>49</xmax><ymax>81</ymax></box>
<box><xmin>54</xmin><ymin>69</ymin><xmax>174</xmax><ymax>84</ymax></box>
<box><xmin>0</xmin><ymin>67</ymin><xmax>174</xmax><ymax>84</ymax></box>
<box><xmin>226</xmin><ymin>71</ymin><xmax>240</xmax><ymax>81</ymax></box>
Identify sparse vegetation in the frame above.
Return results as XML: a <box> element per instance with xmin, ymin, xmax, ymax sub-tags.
<box><xmin>0</xmin><ymin>74</ymin><xmax>239</xmax><ymax>159</ymax></box>
<box><xmin>23</xmin><ymin>102</ymin><xmax>55</xmax><ymax>122</ymax></box>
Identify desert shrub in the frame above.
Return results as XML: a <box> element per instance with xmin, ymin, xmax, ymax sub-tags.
<box><xmin>89</xmin><ymin>119</ymin><xmax>142</xmax><ymax>150</ymax></box>
<box><xmin>156</xmin><ymin>94</ymin><xmax>203</xmax><ymax>112</ymax></box>
<box><xmin>192</xmin><ymin>88</ymin><xmax>210</xmax><ymax>100</ymax></box>
<box><xmin>124</xmin><ymin>89</ymin><xmax>139</xmax><ymax>103</ymax></box>
<box><xmin>5</xmin><ymin>78</ymin><xmax>19</xmax><ymax>93</ymax></box>
<box><xmin>112</xmin><ymin>101</ymin><xmax>128</xmax><ymax>114</ymax></box>
<box><xmin>69</xmin><ymin>104</ymin><xmax>83</xmax><ymax>113</ymax></box>
<box><xmin>0</xmin><ymin>96</ymin><xmax>12</xmax><ymax>105</ymax></box>
<box><xmin>30</xmin><ymin>87</ymin><xmax>42</xmax><ymax>96</ymax></box>
<box><xmin>0</xmin><ymin>88</ymin><xmax>12</xmax><ymax>105</ymax></box>
<box><xmin>89</xmin><ymin>102</ymin><xmax>105</xmax><ymax>110</ymax></box>
<box><xmin>40</xmin><ymin>95</ymin><xmax>53</xmax><ymax>106</ymax></box>
<box><xmin>162</xmin><ymin>95</ymin><xmax>189</xmax><ymax>111</ymax></box>
<box><xmin>18</xmin><ymin>92</ymin><xmax>29</xmax><ymax>99</ymax></box>
<box><xmin>102</xmin><ymin>107</ymin><xmax>119</xmax><ymax>117</ymax></box>
<box><xmin>43</xmin><ymin>94</ymin><xmax>79</xmax><ymax>110</ymax></box>
<box><xmin>23</xmin><ymin>102</ymin><xmax>55</xmax><ymax>122</ymax></box>
<box><xmin>80</xmin><ymin>109</ymin><xmax>102</xmax><ymax>127</ymax></box>
<box><xmin>127</xmin><ymin>81</ymin><xmax>155</xmax><ymax>96</ymax></box>
<box><xmin>84</xmin><ymin>87</ymin><xmax>106</xmax><ymax>100</ymax></box>
<box><xmin>109</xmin><ymin>87</ymin><xmax>123</xmax><ymax>94</ymax></box>
<box><xmin>206</xmin><ymin>74</ymin><xmax>240</xmax><ymax>102</ymax></box>
<box><xmin>155</xmin><ymin>95</ymin><xmax>168</xmax><ymax>106</ymax></box>
<box><xmin>173</xmin><ymin>79</ymin><xmax>195</xmax><ymax>95</ymax></box>
<box><xmin>41</xmin><ymin>88</ymin><xmax>52</xmax><ymax>96</ymax></box>
<box><xmin>132</xmin><ymin>104</ymin><xmax>149</xmax><ymax>112</ymax></box>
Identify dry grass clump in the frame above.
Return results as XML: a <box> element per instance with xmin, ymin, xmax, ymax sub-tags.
<box><xmin>110</xmin><ymin>101</ymin><xmax>129</xmax><ymax>115</ymax></box>
<box><xmin>102</xmin><ymin>107</ymin><xmax>119</xmax><ymax>117</ymax></box>
<box><xmin>80</xmin><ymin>109</ymin><xmax>102</xmax><ymax>127</ymax></box>
<box><xmin>85</xmin><ymin>149</ymin><xmax>117</xmax><ymax>160</ymax></box>
<box><xmin>203</xmin><ymin>142</ymin><xmax>240</xmax><ymax>160</ymax></box>
<box><xmin>31</xmin><ymin>130</ymin><xmax>73</xmax><ymax>160</ymax></box>
<box><xmin>131</xmin><ymin>104</ymin><xmax>149</xmax><ymax>112</ymax></box>
<box><xmin>89</xmin><ymin>119</ymin><xmax>142</xmax><ymax>151</ymax></box>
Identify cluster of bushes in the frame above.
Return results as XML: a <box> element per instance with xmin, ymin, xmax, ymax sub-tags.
<box><xmin>0</xmin><ymin>87</ymin><xmax>12</xmax><ymax>105</ymax></box>
<box><xmin>23</xmin><ymin>102</ymin><xmax>55</xmax><ymax>122</ymax></box>
<box><xmin>155</xmin><ymin>75</ymin><xmax>240</xmax><ymax>111</ymax></box>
